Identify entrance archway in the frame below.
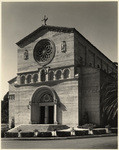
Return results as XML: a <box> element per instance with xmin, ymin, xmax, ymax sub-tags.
<box><xmin>31</xmin><ymin>86</ymin><xmax>57</xmax><ymax>124</ymax></box>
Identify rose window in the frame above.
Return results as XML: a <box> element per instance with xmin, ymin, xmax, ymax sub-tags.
<box><xmin>33</xmin><ymin>39</ymin><xmax>55</xmax><ymax>66</ymax></box>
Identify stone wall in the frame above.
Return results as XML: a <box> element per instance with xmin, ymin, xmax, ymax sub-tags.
<box><xmin>74</xmin><ymin>32</ymin><xmax>117</xmax><ymax>74</ymax></box>
<box><xmin>9</xmin><ymin>79</ymin><xmax>79</xmax><ymax>127</ymax></box>
<box><xmin>79</xmin><ymin>67</ymin><xmax>101</xmax><ymax>125</ymax></box>
<box><xmin>17</xmin><ymin>31</ymin><xmax>74</xmax><ymax>73</ymax></box>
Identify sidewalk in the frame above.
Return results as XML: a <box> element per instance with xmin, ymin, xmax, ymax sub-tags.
<box><xmin>2</xmin><ymin>133</ymin><xmax>117</xmax><ymax>141</ymax></box>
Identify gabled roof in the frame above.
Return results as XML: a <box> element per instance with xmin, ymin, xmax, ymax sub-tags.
<box><xmin>16</xmin><ymin>25</ymin><xmax>76</xmax><ymax>48</ymax></box>
<box><xmin>16</xmin><ymin>25</ymin><xmax>117</xmax><ymax>69</ymax></box>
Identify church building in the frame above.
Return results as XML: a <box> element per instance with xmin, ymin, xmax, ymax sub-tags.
<box><xmin>8</xmin><ymin>24</ymin><xmax>117</xmax><ymax>129</ymax></box>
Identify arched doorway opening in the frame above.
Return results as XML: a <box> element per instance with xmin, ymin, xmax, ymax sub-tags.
<box><xmin>31</xmin><ymin>86</ymin><xmax>57</xmax><ymax>124</ymax></box>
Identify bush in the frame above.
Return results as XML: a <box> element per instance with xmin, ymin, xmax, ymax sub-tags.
<box><xmin>20</xmin><ymin>132</ymin><xmax>34</xmax><ymax>137</ymax></box>
<box><xmin>92</xmin><ymin>129</ymin><xmax>106</xmax><ymax>135</ymax></box>
<box><xmin>37</xmin><ymin>132</ymin><xmax>52</xmax><ymax>137</ymax></box>
<box><xmin>56</xmin><ymin>131</ymin><xmax>71</xmax><ymax>137</ymax></box>
<box><xmin>5</xmin><ymin>132</ymin><xmax>18</xmax><ymax>138</ymax></box>
<box><xmin>80</xmin><ymin>124</ymin><xmax>97</xmax><ymax>130</ymax></box>
<box><xmin>75</xmin><ymin>130</ymin><xmax>88</xmax><ymax>136</ymax></box>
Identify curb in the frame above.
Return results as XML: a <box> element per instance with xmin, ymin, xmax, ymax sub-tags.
<box><xmin>2</xmin><ymin>133</ymin><xmax>117</xmax><ymax>141</ymax></box>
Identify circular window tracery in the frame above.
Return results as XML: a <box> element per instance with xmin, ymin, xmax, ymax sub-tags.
<box><xmin>33</xmin><ymin>39</ymin><xmax>55</xmax><ymax>66</ymax></box>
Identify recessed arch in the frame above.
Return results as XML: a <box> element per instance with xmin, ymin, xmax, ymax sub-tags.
<box><xmin>55</xmin><ymin>70</ymin><xmax>62</xmax><ymax>80</ymax></box>
<box><xmin>48</xmin><ymin>71</ymin><xmax>54</xmax><ymax>81</ymax></box>
<box><xmin>31</xmin><ymin>86</ymin><xmax>57</xmax><ymax>103</ymax></box>
<box><xmin>33</xmin><ymin>73</ymin><xmax>38</xmax><ymax>83</ymax></box>
<box><xmin>40</xmin><ymin>69</ymin><xmax>46</xmax><ymax>82</ymax></box>
<box><xmin>26</xmin><ymin>74</ymin><xmax>32</xmax><ymax>84</ymax></box>
<box><xmin>20</xmin><ymin>75</ymin><xmax>25</xmax><ymax>84</ymax></box>
<box><xmin>63</xmin><ymin>68</ymin><xmax>70</xmax><ymax>79</ymax></box>
<box><xmin>31</xmin><ymin>86</ymin><xmax>58</xmax><ymax>124</ymax></box>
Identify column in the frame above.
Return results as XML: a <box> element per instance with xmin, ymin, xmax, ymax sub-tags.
<box><xmin>31</xmin><ymin>75</ymin><xmax>34</xmax><ymax>83</ymax></box>
<box><xmin>46</xmin><ymin>73</ymin><xmax>48</xmax><ymax>81</ymax></box>
<box><xmin>54</xmin><ymin>104</ymin><xmax>57</xmax><ymax>124</ymax></box>
<box><xmin>38</xmin><ymin>71</ymin><xmax>41</xmax><ymax>82</ymax></box>
<box><xmin>25</xmin><ymin>76</ymin><xmax>27</xmax><ymax>84</ymax></box>
<box><xmin>45</xmin><ymin>106</ymin><xmax>48</xmax><ymax>124</ymax></box>
<box><xmin>46</xmin><ymin>68</ymin><xmax>49</xmax><ymax>81</ymax></box>
<box><xmin>61</xmin><ymin>72</ymin><xmax>63</xmax><ymax>80</ymax></box>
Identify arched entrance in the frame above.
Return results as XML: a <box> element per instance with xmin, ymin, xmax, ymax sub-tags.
<box><xmin>31</xmin><ymin>86</ymin><xmax>57</xmax><ymax>124</ymax></box>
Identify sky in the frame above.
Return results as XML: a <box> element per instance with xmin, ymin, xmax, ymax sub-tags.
<box><xmin>1</xmin><ymin>1</ymin><xmax>118</xmax><ymax>100</ymax></box>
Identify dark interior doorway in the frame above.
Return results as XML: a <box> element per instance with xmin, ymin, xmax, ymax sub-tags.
<box><xmin>40</xmin><ymin>106</ymin><xmax>45</xmax><ymax>124</ymax></box>
<box><xmin>48</xmin><ymin>106</ymin><xmax>54</xmax><ymax>124</ymax></box>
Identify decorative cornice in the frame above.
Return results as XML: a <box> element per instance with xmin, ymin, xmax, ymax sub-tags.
<box><xmin>14</xmin><ymin>78</ymin><xmax>78</xmax><ymax>87</ymax></box>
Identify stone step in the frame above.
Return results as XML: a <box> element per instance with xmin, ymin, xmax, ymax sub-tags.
<box><xmin>8</xmin><ymin>124</ymin><xmax>69</xmax><ymax>133</ymax></box>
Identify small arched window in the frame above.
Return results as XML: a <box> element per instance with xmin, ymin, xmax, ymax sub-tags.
<box><xmin>33</xmin><ymin>74</ymin><xmax>38</xmax><ymax>83</ymax></box>
<box><xmin>41</xmin><ymin>70</ymin><xmax>46</xmax><ymax>82</ymax></box>
<box><xmin>48</xmin><ymin>71</ymin><xmax>54</xmax><ymax>81</ymax></box>
<box><xmin>26</xmin><ymin>75</ymin><xmax>31</xmax><ymax>84</ymax></box>
<box><xmin>63</xmin><ymin>69</ymin><xmax>70</xmax><ymax>79</ymax></box>
<box><xmin>21</xmin><ymin>76</ymin><xmax>25</xmax><ymax>84</ymax></box>
<box><xmin>55</xmin><ymin>70</ymin><xmax>62</xmax><ymax>80</ymax></box>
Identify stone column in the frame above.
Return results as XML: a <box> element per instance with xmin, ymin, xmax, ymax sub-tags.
<box><xmin>25</xmin><ymin>76</ymin><xmax>27</xmax><ymax>84</ymax></box>
<box><xmin>54</xmin><ymin>104</ymin><xmax>57</xmax><ymax>124</ymax></box>
<box><xmin>46</xmin><ymin>73</ymin><xmax>48</xmax><ymax>81</ymax></box>
<box><xmin>61</xmin><ymin>72</ymin><xmax>63</xmax><ymax>80</ymax></box>
<box><xmin>45</xmin><ymin>106</ymin><xmax>48</xmax><ymax>124</ymax></box>
<box><xmin>31</xmin><ymin>75</ymin><xmax>34</xmax><ymax>83</ymax></box>
<box><xmin>38</xmin><ymin>71</ymin><xmax>41</xmax><ymax>82</ymax></box>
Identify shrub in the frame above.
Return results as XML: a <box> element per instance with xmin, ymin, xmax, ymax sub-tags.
<box><xmin>37</xmin><ymin>132</ymin><xmax>52</xmax><ymax>137</ymax></box>
<box><xmin>80</xmin><ymin>124</ymin><xmax>97</xmax><ymax>130</ymax></box>
<box><xmin>92</xmin><ymin>129</ymin><xmax>106</xmax><ymax>135</ymax></box>
<box><xmin>75</xmin><ymin>130</ymin><xmax>88</xmax><ymax>136</ymax></box>
<box><xmin>56</xmin><ymin>131</ymin><xmax>71</xmax><ymax>137</ymax></box>
<box><xmin>20</xmin><ymin>132</ymin><xmax>34</xmax><ymax>137</ymax></box>
<box><xmin>5</xmin><ymin>132</ymin><xmax>18</xmax><ymax>138</ymax></box>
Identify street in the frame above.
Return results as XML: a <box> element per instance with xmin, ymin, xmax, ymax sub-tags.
<box><xmin>1</xmin><ymin>136</ymin><xmax>117</xmax><ymax>149</ymax></box>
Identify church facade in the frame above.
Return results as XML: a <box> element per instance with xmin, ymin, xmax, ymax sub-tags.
<box><xmin>8</xmin><ymin>25</ymin><xmax>117</xmax><ymax>128</ymax></box>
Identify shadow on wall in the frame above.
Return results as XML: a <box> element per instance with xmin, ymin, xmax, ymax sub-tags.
<box><xmin>54</xmin><ymin>91</ymin><xmax>67</xmax><ymax>124</ymax></box>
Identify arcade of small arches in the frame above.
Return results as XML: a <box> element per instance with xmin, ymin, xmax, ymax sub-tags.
<box><xmin>19</xmin><ymin>68</ymin><xmax>70</xmax><ymax>85</ymax></box>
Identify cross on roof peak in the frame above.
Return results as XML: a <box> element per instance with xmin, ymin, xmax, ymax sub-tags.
<box><xmin>42</xmin><ymin>15</ymin><xmax>48</xmax><ymax>26</ymax></box>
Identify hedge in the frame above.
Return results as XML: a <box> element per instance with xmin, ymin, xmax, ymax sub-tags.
<box><xmin>5</xmin><ymin>132</ymin><xmax>18</xmax><ymax>138</ymax></box>
<box><xmin>92</xmin><ymin>129</ymin><xmax>106</xmax><ymax>135</ymax></box>
<box><xmin>56</xmin><ymin>131</ymin><xmax>71</xmax><ymax>137</ymax></box>
<box><xmin>75</xmin><ymin>130</ymin><xmax>88</xmax><ymax>136</ymax></box>
<box><xmin>37</xmin><ymin>132</ymin><xmax>52</xmax><ymax>137</ymax></box>
<box><xmin>20</xmin><ymin>132</ymin><xmax>34</xmax><ymax>137</ymax></box>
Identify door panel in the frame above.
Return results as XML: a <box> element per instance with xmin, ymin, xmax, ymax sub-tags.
<box><xmin>48</xmin><ymin>106</ymin><xmax>54</xmax><ymax>124</ymax></box>
<box><xmin>40</xmin><ymin>106</ymin><xmax>45</xmax><ymax>124</ymax></box>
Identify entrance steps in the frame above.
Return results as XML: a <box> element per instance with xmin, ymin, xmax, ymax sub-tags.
<box><xmin>8</xmin><ymin>124</ymin><xmax>69</xmax><ymax>133</ymax></box>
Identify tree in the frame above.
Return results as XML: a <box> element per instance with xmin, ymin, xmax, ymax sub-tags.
<box><xmin>1</xmin><ymin>92</ymin><xmax>9</xmax><ymax>123</ymax></box>
<box><xmin>101</xmin><ymin>74</ymin><xmax>117</xmax><ymax>126</ymax></box>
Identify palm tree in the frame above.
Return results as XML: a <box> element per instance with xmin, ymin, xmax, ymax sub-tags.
<box><xmin>101</xmin><ymin>73</ymin><xmax>117</xmax><ymax>126</ymax></box>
